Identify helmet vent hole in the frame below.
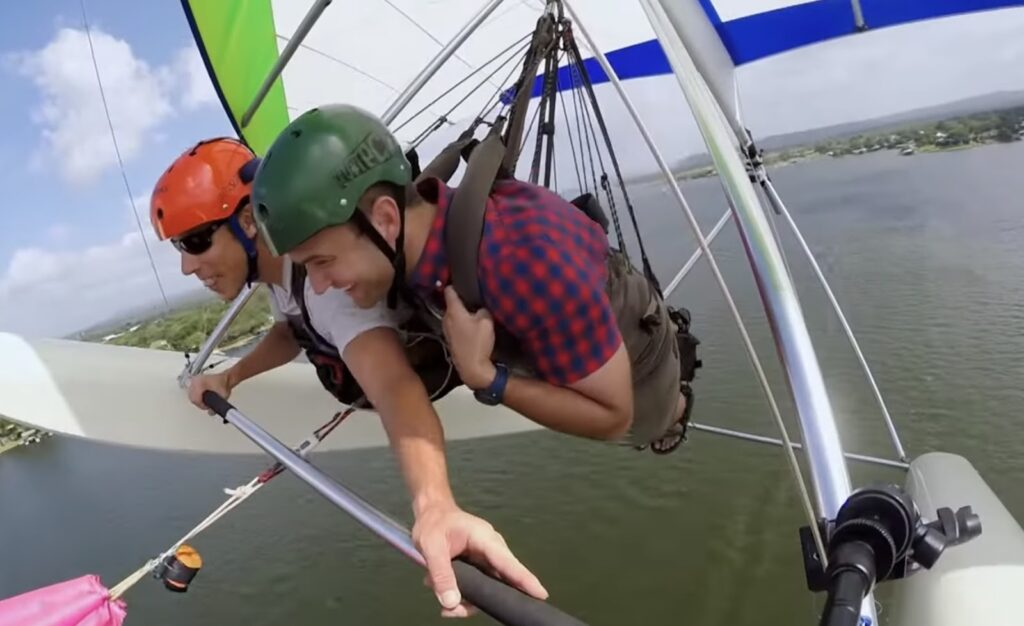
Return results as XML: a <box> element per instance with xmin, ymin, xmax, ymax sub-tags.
<box><xmin>156</xmin><ymin>208</ymin><xmax>164</xmax><ymax>220</ymax></box>
<box><xmin>256</xmin><ymin>204</ymin><xmax>270</xmax><ymax>219</ymax></box>
<box><xmin>290</xmin><ymin>129</ymin><xmax>302</xmax><ymax>139</ymax></box>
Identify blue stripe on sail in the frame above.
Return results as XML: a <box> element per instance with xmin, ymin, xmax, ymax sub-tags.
<box><xmin>721</xmin><ymin>0</ymin><xmax>1024</xmax><ymax>64</ymax></box>
<box><xmin>500</xmin><ymin>39</ymin><xmax>672</xmax><ymax>104</ymax></box>
<box><xmin>506</xmin><ymin>0</ymin><xmax>1023</xmax><ymax>101</ymax></box>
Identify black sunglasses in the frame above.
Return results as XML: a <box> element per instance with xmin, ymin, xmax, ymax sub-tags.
<box><xmin>171</xmin><ymin>220</ymin><xmax>228</xmax><ymax>256</ymax></box>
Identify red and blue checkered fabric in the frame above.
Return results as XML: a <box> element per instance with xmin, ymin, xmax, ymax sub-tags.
<box><xmin>409</xmin><ymin>177</ymin><xmax>622</xmax><ymax>385</ymax></box>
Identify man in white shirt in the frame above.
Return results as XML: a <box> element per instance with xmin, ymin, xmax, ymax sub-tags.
<box><xmin>149</xmin><ymin>137</ymin><xmax>546</xmax><ymax>618</ymax></box>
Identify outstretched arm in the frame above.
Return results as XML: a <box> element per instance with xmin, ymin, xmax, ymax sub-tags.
<box><xmin>343</xmin><ymin>326</ymin><xmax>548</xmax><ymax>618</ymax></box>
<box><xmin>343</xmin><ymin>327</ymin><xmax>455</xmax><ymax>515</ymax></box>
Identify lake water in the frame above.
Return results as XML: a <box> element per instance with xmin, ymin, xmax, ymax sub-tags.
<box><xmin>3</xmin><ymin>142</ymin><xmax>1023</xmax><ymax>625</ymax></box>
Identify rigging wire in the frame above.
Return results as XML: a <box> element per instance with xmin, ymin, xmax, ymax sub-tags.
<box><xmin>277</xmin><ymin>37</ymin><xmax>403</xmax><ymax>93</ymax></box>
<box><xmin>517</xmin><ymin>97</ymin><xmax>545</xmax><ymax>159</ymax></box>
<box><xmin>107</xmin><ymin>407</ymin><xmax>354</xmax><ymax>600</ymax></box>
<box><xmin>274</xmin><ymin>36</ymin><xmax>452</xmax><ymax>125</ymax></box>
<box><xmin>393</xmin><ymin>33</ymin><xmax>532</xmax><ymax>137</ymax></box>
<box><xmin>80</xmin><ymin>0</ymin><xmax>170</xmax><ymax>311</ymax></box>
<box><xmin>471</xmin><ymin>44</ymin><xmax>532</xmax><ymax>128</ymax></box>
<box><xmin>556</xmin><ymin>73</ymin><xmax>584</xmax><ymax>194</ymax></box>
<box><xmin>489</xmin><ymin>0</ymin><xmax>828</xmax><ymax>563</ymax></box>
<box><xmin>381</xmin><ymin>0</ymin><xmax>505</xmax><ymax>94</ymax></box>
<box><xmin>566</xmin><ymin>30</ymin><xmax>659</xmax><ymax>290</ymax></box>
<box><xmin>561</xmin><ymin>0</ymin><xmax>827</xmax><ymax>562</ymax></box>
<box><xmin>568</xmin><ymin>60</ymin><xmax>596</xmax><ymax>194</ymax></box>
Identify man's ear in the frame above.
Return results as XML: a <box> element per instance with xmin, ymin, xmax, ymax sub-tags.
<box><xmin>368</xmin><ymin>195</ymin><xmax>402</xmax><ymax>245</ymax></box>
<box><xmin>237</xmin><ymin>204</ymin><xmax>258</xmax><ymax>237</ymax></box>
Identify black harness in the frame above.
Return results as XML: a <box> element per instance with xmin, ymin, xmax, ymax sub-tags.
<box><xmin>283</xmin><ymin>262</ymin><xmax>462</xmax><ymax>408</ymax></box>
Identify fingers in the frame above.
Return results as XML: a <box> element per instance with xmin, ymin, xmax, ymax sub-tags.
<box><xmin>444</xmin><ymin>286</ymin><xmax>493</xmax><ymax>328</ymax></box>
<box><xmin>441</xmin><ymin>603</ymin><xmax>477</xmax><ymax>619</ymax></box>
<box><xmin>424</xmin><ymin>575</ymin><xmax>478</xmax><ymax>619</ymax></box>
<box><xmin>443</xmin><ymin>286</ymin><xmax>466</xmax><ymax>316</ymax></box>
<box><xmin>419</xmin><ymin>532</ymin><xmax>463</xmax><ymax>613</ymax></box>
<box><xmin>187</xmin><ymin>378</ymin><xmax>208</xmax><ymax>411</ymax></box>
<box><xmin>187</xmin><ymin>374</ymin><xmax>231</xmax><ymax>413</ymax></box>
<box><xmin>477</xmin><ymin>539</ymin><xmax>549</xmax><ymax>601</ymax></box>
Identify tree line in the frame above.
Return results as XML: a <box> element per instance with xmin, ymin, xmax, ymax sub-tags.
<box><xmin>812</xmin><ymin>106</ymin><xmax>1024</xmax><ymax>157</ymax></box>
<box><xmin>94</xmin><ymin>288</ymin><xmax>275</xmax><ymax>353</ymax></box>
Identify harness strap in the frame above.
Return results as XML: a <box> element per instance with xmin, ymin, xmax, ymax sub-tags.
<box><xmin>290</xmin><ymin>262</ymin><xmax>338</xmax><ymax>355</ymax></box>
<box><xmin>349</xmin><ymin>203</ymin><xmax>408</xmax><ymax>309</ymax></box>
<box><xmin>227</xmin><ymin>214</ymin><xmax>259</xmax><ymax>285</ymax></box>
<box><xmin>502</xmin><ymin>13</ymin><xmax>557</xmax><ymax>172</ymax></box>
<box><xmin>416</xmin><ymin>126</ymin><xmax>478</xmax><ymax>183</ymax></box>
<box><xmin>444</xmin><ymin>120</ymin><xmax>508</xmax><ymax>313</ymax></box>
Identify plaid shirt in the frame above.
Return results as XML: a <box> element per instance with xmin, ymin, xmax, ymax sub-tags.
<box><xmin>409</xmin><ymin>177</ymin><xmax>621</xmax><ymax>385</ymax></box>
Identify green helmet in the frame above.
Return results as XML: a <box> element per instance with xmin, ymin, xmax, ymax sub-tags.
<box><xmin>252</xmin><ymin>103</ymin><xmax>412</xmax><ymax>255</ymax></box>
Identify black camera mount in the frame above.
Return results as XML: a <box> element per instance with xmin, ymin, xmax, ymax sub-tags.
<box><xmin>800</xmin><ymin>484</ymin><xmax>982</xmax><ymax>626</ymax></box>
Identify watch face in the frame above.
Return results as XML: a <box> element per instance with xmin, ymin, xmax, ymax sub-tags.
<box><xmin>474</xmin><ymin>389</ymin><xmax>498</xmax><ymax>406</ymax></box>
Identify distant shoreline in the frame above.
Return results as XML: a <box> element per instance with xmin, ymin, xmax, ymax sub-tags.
<box><xmin>628</xmin><ymin>105</ymin><xmax>1024</xmax><ymax>186</ymax></box>
<box><xmin>630</xmin><ymin>135</ymin><xmax>1021</xmax><ymax>187</ymax></box>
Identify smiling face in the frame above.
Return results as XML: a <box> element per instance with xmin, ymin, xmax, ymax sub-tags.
<box><xmin>287</xmin><ymin>192</ymin><xmax>403</xmax><ymax>308</ymax></box>
<box><xmin>173</xmin><ymin>207</ymin><xmax>258</xmax><ymax>301</ymax></box>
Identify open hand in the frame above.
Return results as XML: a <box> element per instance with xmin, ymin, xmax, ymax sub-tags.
<box><xmin>413</xmin><ymin>502</ymin><xmax>548</xmax><ymax>618</ymax></box>
<box><xmin>442</xmin><ymin>286</ymin><xmax>497</xmax><ymax>390</ymax></box>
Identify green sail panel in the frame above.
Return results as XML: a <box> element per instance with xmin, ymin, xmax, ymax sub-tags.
<box><xmin>181</xmin><ymin>0</ymin><xmax>288</xmax><ymax>155</ymax></box>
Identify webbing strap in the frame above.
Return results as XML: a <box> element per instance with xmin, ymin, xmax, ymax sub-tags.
<box><xmin>444</xmin><ymin>121</ymin><xmax>508</xmax><ymax>313</ymax></box>
<box><xmin>289</xmin><ymin>262</ymin><xmax>338</xmax><ymax>356</ymax></box>
<box><xmin>417</xmin><ymin>126</ymin><xmax>477</xmax><ymax>183</ymax></box>
<box><xmin>502</xmin><ymin>13</ymin><xmax>556</xmax><ymax>172</ymax></box>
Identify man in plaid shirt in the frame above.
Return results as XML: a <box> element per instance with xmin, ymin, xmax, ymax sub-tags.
<box><xmin>407</xmin><ymin>175</ymin><xmax>691</xmax><ymax>451</ymax></box>
<box><xmin>254</xmin><ymin>104</ymin><xmax>696</xmax><ymax>456</ymax></box>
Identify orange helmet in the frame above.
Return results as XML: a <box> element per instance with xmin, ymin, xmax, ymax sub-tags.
<box><xmin>150</xmin><ymin>137</ymin><xmax>260</xmax><ymax>240</ymax></box>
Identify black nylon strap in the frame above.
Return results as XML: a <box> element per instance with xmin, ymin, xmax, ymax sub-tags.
<box><xmin>417</xmin><ymin>126</ymin><xmax>477</xmax><ymax>183</ymax></box>
<box><xmin>289</xmin><ymin>261</ymin><xmax>338</xmax><ymax>355</ymax></box>
<box><xmin>350</xmin><ymin>209</ymin><xmax>397</xmax><ymax>263</ymax></box>
<box><xmin>349</xmin><ymin>207</ymin><xmax>407</xmax><ymax>308</ymax></box>
<box><xmin>502</xmin><ymin>13</ymin><xmax>556</xmax><ymax>173</ymax></box>
<box><xmin>444</xmin><ymin>123</ymin><xmax>508</xmax><ymax>313</ymax></box>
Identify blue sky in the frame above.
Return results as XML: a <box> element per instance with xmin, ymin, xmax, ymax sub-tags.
<box><xmin>0</xmin><ymin>0</ymin><xmax>234</xmax><ymax>337</ymax></box>
<box><xmin>1</xmin><ymin>2</ymin><xmax>1023</xmax><ymax>339</ymax></box>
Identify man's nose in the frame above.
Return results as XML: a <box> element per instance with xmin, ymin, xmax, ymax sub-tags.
<box><xmin>180</xmin><ymin>252</ymin><xmax>200</xmax><ymax>276</ymax></box>
<box><xmin>308</xmin><ymin>267</ymin><xmax>330</xmax><ymax>295</ymax></box>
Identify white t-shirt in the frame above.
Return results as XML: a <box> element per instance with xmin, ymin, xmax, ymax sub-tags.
<box><xmin>268</xmin><ymin>256</ymin><xmax>403</xmax><ymax>356</ymax></box>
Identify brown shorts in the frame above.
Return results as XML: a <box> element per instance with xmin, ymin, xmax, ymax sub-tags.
<box><xmin>605</xmin><ymin>250</ymin><xmax>683</xmax><ymax>446</ymax></box>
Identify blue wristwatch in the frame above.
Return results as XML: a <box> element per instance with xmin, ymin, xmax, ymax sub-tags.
<box><xmin>473</xmin><ymin>363</ymin><xmax>509</xmax><ymax>406</ymax></box>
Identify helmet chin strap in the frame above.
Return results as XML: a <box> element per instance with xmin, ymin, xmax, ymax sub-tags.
<box><xmin>227</xmin><ymin>214</ymin><xmax>260</xmax><ymax>286</ymax></box>
<box><xmin>349</xmin><ymin>208</ymin><xmax>407</xmax><ymax>310</ymax></box>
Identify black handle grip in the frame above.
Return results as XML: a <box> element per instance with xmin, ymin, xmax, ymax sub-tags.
<box><xmin>453</xmin><ymin>560</ymin><xmax>588</xmax><ymax>626</ymax></box>
<box><xmin>202</xmin><ymin>390</ymin><xmax>234</xmax><ymax>419</ymax></box>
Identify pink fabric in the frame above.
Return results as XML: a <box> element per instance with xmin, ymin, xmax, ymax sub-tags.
<box><xmin>0</xmin><ymin>575</ymin><xmax>126</xmax><ymax>626</ymax></box>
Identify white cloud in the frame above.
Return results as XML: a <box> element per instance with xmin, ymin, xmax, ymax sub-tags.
<box><xmin>167</xmin><ymin>44</ymin><xmax>218</xmax><ymax>111</ymax></box>
<box><xmin>12</xmin><ymin>27</ymin><xmax>174</xmax><ymax>186</ymax></box>
<box><xmin>10</xmin><ymin>27</ymin><xmax>218</xmax><ymax>186</ymax></box>
<box><xmin>0</xmin><ymin>228</ymin><xmax>199</xmax><ymax>338</ymax></box>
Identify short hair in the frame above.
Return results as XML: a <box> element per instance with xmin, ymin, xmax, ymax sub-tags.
<box><xmin>357</xmin><ymin>181</ymin><xmax>423</xmax><ymax>215</ymax></box>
